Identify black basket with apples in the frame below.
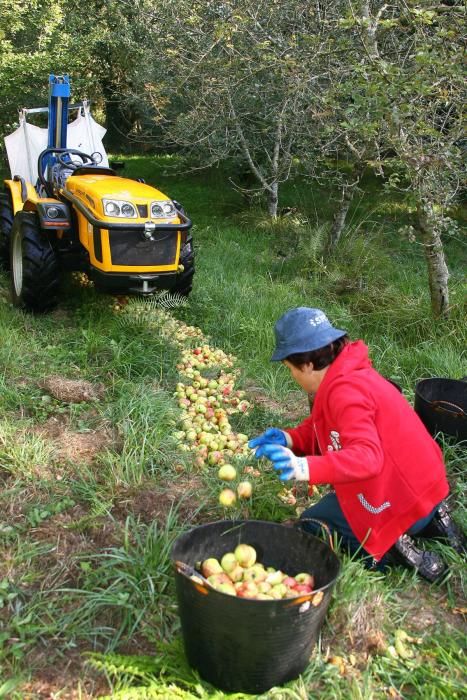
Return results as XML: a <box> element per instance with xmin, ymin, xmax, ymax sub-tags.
<box><xmin>171</xmin><ymin>519</ymin><xmax>340</xmax><ymax>694</ymax></box>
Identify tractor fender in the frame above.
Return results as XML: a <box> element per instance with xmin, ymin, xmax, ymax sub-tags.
<box><xmin>3</xmin><ymin>179</ymin><xmax>37</xmax><ymax>216</ymax></box>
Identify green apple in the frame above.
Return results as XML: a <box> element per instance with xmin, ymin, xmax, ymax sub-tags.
<box><xmin>234</xmin><ymin>543</ymin><xmax>257</xmax><ymax>568</ymax></box>
<box><xmin>218</xmin><ymin>464</ymin><xmax>237</xmax><ymax>481</ymax></box>
<box><xmin>201</xmin><ymin>558</ymin><xmax>223</xmax><ymax>577</ymax></box>
<box><xmin>219</xmin><ymin>489</ymin><xmax>236</xmax><ymax>507</ymax></box>
<box><xmin>221</xmin><ymin>552</ymin><xmax>237</xmax><ymax>573</ymax></box>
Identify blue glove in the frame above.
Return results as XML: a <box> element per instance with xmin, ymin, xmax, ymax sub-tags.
<box><xmin>248</xmin><ymin>428</ymin><xmax>288</xmax><ymax>449</ymax></box>
<box><xmin>253</xmin><ymin>444</ymin><xmax>309</xmax><ymax>482</ymax></box>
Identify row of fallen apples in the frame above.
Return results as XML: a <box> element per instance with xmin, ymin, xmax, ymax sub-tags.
<box><xmin>194</xmin><ymin>543</ymin><xmax>322</xmax><ymax>603</ymax></box>
<box><xmin>172</xmin><ymin>341</ymin><xmax>258</xmax><ymax>505</ymax></box>
<box><xmin>112</xmin><ymin>302</ymin><xmax>260</xmax><ymax>505</ymax></box>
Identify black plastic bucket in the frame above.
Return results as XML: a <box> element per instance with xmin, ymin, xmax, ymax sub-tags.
<box><xmin>171</xmin><ymin>519</ymin><xmax>341</xmax><ymax>694</ymax></box>
<box><xmin>414</xmin><ymin>378</ymin><xmax>467</xmax><ymax>442</ymax></box>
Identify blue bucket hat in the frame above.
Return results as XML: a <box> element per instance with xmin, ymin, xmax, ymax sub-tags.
<box><xmin>271</xmin><ymin>307</ymin><xmax>347</xmax><ymax>361</ymax></box>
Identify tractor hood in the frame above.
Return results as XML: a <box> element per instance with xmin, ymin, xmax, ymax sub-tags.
<box><xmin>64</xmin><ymin>174</ymin><xmax>177</xmax><ymax>224</ymax></box>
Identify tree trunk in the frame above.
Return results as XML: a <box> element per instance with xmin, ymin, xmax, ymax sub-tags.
<box><xmin>267</xmin><ymin>182</ymin><xmax>279</xmax><ymax>218</ymax></box>
<box><xmin>327</xmin><ymin>189</ymin><xmax>353</xmax><ymax>251</ymax></box>
<box><xmin>326</xmin><ymin>163</ymin><xmax>364</xmax><ymax>252</ymax></box>
<box><xmin>415</xmin><ymin>201</ymin><xmax>450</xmax><ymax>318</ymax></box>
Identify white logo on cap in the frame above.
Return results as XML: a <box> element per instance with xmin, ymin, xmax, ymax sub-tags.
<box><xmin>309</xmin><ymin>312</ymin><xmax>328</xmax><ymax>327</ymax></box>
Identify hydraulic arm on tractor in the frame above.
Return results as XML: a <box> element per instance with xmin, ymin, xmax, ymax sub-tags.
<box><xmin>0</xmin><ymin>74</ymin><xmax>194</xmax><ymax>312</ymax></box>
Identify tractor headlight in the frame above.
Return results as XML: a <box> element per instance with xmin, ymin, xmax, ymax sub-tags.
<box><xmin>103</xmin><ymin>199</ymin><xmax>137</xmax><ymax>218</ymax></box>
<box><xmin>151</xmin><ymin>200</ymin><xmax>177</xmax><ymax>219</ymax></box>
<box><xmin>46</xmin><ymin>206</ymin><xmax>59</xmax><ymax>219</ymax></box>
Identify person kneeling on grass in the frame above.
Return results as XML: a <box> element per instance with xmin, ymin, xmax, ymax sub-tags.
<box><xmin>248</xmin><ymin>307</ymin><xmax>465</xmax><ymax>582</ymax></box>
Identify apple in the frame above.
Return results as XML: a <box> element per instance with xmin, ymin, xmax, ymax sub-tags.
<box><xmin>219</xmin><ymin>489</ymin><xmax>236</xmax><ymax>507</ymax></box>
<box><xmin>294</xmin><ymin>573</ymin><xmax>315</xmax><ymax>588</ymax></box>
<box><xmin>243</xmin><ymin>564</ymin><xmax>266</xmax><ymax>583</ymax></box>
<box><xmin>237</xmin><ymin>581</ymin><xmax>258</xmax><ymax>598</ymax></box>
<box><xmin>282</xmin><ymin>576</ymin><xmax>297</xmax><ymax>589</ymax></box>
<box><xmin>216</xmin><ymin>582</ymin><xmax>237</xmax><ymax>596</ymax></box>
<box><xmin>284</xmin><ymin>588</ymin><xmax>300</xmax><ymax>598</ymax></box>
<box><xmin>234</xmin><ymin>543</ymin><xmax>257</xmax><ymax>568</ymax></box>
<box><xmin>218</xmin><ymin>464</ymin><xmax>237</xmax><ymax>481</ymax></box>
<box><xmin>237</xmin><ymin>481</ymin><xmax>253</xmax><ymax>499</ymax></box>
<box><xmin>208</xmin><ymin>451</ymin><xmax>223</xmax><ymax>466</ymax></box>
<box><xmin>201</xmin><ymin>558</ymin><xmax>223</xmax><ymax>578</ymax></box>
<box><xmin>207</xmin><ymin>572</ymin><xmax>231</xmax><ymax>587</ymax></box>
<box><xmin>256</xmin><ymin>593</ymin><xmax>274</xmax><ymax>600</ymax></box>
<box><xmin>265</xmin><ymin>570</ymin><xmax>284</xmax><ymax>586</ymax></box>
<box><xmin>220</xmin><ymin>552</ymin><xmax>237</xmax><ymax>573</ymax></box>
<box><xmin>269</xmin><ymin>584</ymin><xmax>286</xmax><ymax>599</ymax></box>
<box><xmin>295</xmin><ymin>584</ymin><xmax>313</xmax><ymax>594</ymax></box>
<box><xmin>257</xmin><ymin>581</ymin><xmax>272</xmax><ymax>594</ymax></box>
<box><xmin>227</xmin><ymin>565</ymin><xmax>245</xmax><ymax>583</ymax></box>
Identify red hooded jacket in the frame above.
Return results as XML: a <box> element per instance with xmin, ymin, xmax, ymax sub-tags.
<box><xmin>285</xmin><ymin>341</ymin><xmax>449</xmax><ymax>560</ymax></box>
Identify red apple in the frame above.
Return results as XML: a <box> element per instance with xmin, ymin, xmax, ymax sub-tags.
<box><xmin>237</xmin><ymin>581</ymin><xmax>258</xmax><ymax>598</ymax></box>
<box><xmin>295</xmin><ymin>573</ymin><xmax>315</xmax><ymax>588</ymax></box>
<box><xmin>283</xmin><ymin>576</ymin><xmax>297</xmax><ymax>589</ymax></box>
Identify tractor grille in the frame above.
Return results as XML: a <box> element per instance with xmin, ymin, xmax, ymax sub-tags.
<box><xmin>108</xmin><ymin>229</ymin><xmax>178</xmax><ymax>267</ymax></box>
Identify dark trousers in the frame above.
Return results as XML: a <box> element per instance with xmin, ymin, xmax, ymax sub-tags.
<box><xmin>299</xmin><ymin>492</ymin><xmax>439</xmax><ymax>569</ymax></box>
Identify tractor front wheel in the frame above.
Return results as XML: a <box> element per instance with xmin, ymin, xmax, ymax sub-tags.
<box><xmin>0</xmin><ymin>192</ymin><xmax>14</xmax><ymax>269</ymax></box>
<box><xmin>10</xmin><ymin>212</ymin><xmax>60</xmax><ymax>312</ymax></box>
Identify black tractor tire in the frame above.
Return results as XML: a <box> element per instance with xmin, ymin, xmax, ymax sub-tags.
<box><xmin>0</xmin><ymin>192</ymin><xmax>14</xmax><ymax>269</ymax></box>
<box><xmin>173</xmin><ymin>237</ymin><xmax>195</xmax><ymax>296</ymax></box>
<box><xmin>10</xmin><ymin>212</ymin><xmax>61</xmax><ymax>313</ymax></box>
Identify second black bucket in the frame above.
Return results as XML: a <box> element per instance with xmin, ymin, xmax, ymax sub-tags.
<box><xmin>414</xmin><ymin>377</ymin><xmax>467</xmax><ymax>442</ymax></box>
<box><xmin>171</xmin><ymin>519</ymin><xmax>340</xmax><ymax>694</ymax></box>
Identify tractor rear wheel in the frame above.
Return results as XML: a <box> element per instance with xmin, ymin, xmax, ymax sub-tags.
<box><xmin>10</xmin><ymin>212</ymin><xmax>60</xmax><ymax>312</ymax></box>
<box><xmin>0</xmin><ymin>192</ymin><xmax>14</xmax><ymax>269</ymax></box>
<box><xmin>173</xmin><ymin>237</ymin><xmax>195</xmax><ymax>296</ymax></box>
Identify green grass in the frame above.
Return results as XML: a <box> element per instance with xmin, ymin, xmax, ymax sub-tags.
<box><xmin>0</xmin><ymin>155</ymin><xmax>465</xmax><ymax>698</ymax></box>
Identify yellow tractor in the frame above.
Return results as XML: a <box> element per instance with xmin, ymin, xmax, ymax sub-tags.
<box><xmin>0</xmin><ymin>75</ymin><xmax>194</xmax><ymax>312</ymax></box>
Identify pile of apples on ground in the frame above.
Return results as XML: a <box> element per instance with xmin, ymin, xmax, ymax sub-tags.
<box><xmin>195</xmin><ymin>543</ymin><xmax>322</xmax><ymax>602</ymax></box>
<box><xmin>173</xmin><ymin>343</ymin><xmax>259</xmax><ymax>506</ymax></box>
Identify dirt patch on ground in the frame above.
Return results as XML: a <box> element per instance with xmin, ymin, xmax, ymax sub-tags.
<box><xmin>245</xmin><ymin>380</ymin><xmax>310</xmax><ymax>424</ymax></box>
<box><xmin>113</xmin><ymin>473</ymin><xmax>206</xmax><ymax>528</ymax></box>
<box><xmin>20</xmin><ymin>647</ymin><xmax>109</xmax><ymax>700</ymax></box>
<box><xmin>36</xmin><ymin>415</ymin><xmax>114</xmax><ymax>465</ymax></box>
<box><xmin>397</xmin><ymin>585</ymin><xmax>467</xmax><ymax>633</ymax></box>
<box><xmin>41</xmin><ymin>376</ymin><xmax>105</xmax><ymax>403</ymax></box>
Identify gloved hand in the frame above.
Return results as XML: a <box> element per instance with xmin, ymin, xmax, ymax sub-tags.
<box><xmin>248</xmin><ymin>428</ymin><xmax>289</xmax><ymax>449</ymax></box>
<box><xmin>253</xmin><ymin>444</ymin><xmax>309</xmax><ymax>482</ymax></box>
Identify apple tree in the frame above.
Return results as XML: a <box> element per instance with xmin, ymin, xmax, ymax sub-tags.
<box><xmin>148</xmin><ymin>0</ymin><xmax>329</xmax><ymax>217</ymax></box>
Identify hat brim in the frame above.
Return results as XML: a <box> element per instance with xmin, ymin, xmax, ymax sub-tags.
<box><xmin>271</xmin><ymin>328</ymin><xmax>347</xmax><ymax>362</ymax></box>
